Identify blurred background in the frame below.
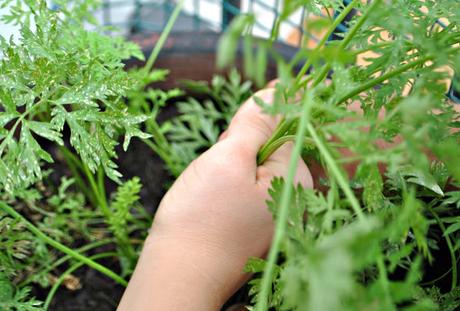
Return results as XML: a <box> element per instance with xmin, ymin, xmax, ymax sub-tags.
<box><xmin>1</xmin><ymin>0</ymin><xmax>456</xmax><ymax>100</ymax></box>
<box><xmin>0</xmin><ymin>0</ymin><xmax>319</xmax><ymax>46</ymax></box>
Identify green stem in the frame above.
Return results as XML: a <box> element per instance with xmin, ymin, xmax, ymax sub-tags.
<box><xmin>377</xmin><ymin>254</ymin><xmax>392</xmax><ymax>307</ymax></box>
<box><xmin>58</xmin><ymin>145</ymin><xmax>84</xmax><ymax>171</ymax></box>
<box><xmin>142</xmin><ymin>137</ymin><xmax>179</xmax><ymax>177</ymax></box>
<box><xmin>19</xmin><ymin>238</ymin><xmax>115</xmax><ymax>287</ymax></box>
<box><xmin>309</xmin><ymin>0</ymin><xmax>383</xmax><ymax>89</ymax></box>
<box><xmin>255</xmin><ymin>91</ymin><xmax>314</xmax><ymax>311</ymax></box>
<box><xmin>336</xmin><ymin>55</ymin><xmax>432</xmax><ymax>104</ymax></box>
<box><xmin>257</xmin><ymin>118</ymin><xmax>296</xmax><ymax>165</ymax></box>
<box><xmin>256</xmin><ymin>3</ymin><xmax>380</xmax><ymax>307</ymax></box>
<box><xmin>307</xmin><ymin>122</ymin><xmax>365</xmax><ymax>220</ymax></box>
<box><xmin>259</xmin><ymin>0</ymin><xmax>383</xmax><ymax>166</ymax></box>
<box><xmin>147</xmin><ymin>119</ymin><xmax>171</xmax><ymax>152</ymax></box>
<box><xmin>340</xmin><ymin>0</ymin><xmax>381</xmax><ymax>49</ymax></box>
<box><xmin>269</xmin><ymin>18</ymin><xmax>281</xmax><ymax>44</ymax></box>
<box><xmin>83</xmin><ymin>164</ymin><xmax>110</xmax><ymax>219</ymax></box>
<box><xmin>0</xmin><ymin>202</ymin><xmax>127</xmax><ymax>286</ymax></box>
<box><xmin>143</xmin><ymin>0</ymin><xmax>184</xmax><ymax>73</ymax></box>
<box><xmin>428</xmin><ymin>205</ymin><xmax>458</xmax><ymax>290</ymax></box>
<box><xmin>421</xmin><ymin>265</ymin><xmax>455</xmax><ymax>286</ymax></box>
<box><xmin>257</xmin><ymin>135</ymin><xmax>314</xmax><ymax>165</ymax></box>
<box><xmin>44</xmin><ymin>252</ymin><xmax>118</xmax><ymax>309</ymax></box>
<box><xmin>351</xmin><ymin>41</ymin><xmax>393</xmax><ymax>55</ymax></box>
<box><xmin>58</xmin><ymin>146</ymin><xmax>97</xmax><ymax>207</ymax></box>
<box><xmin>97</xmin><ymin>167</ymin><xmax>106</xmax><ymax>203</ymax></box>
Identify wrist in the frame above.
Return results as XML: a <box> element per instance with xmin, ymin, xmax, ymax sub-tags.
<box><xmin>119</xmin><ymin>229</ymin><xmax>249</xmax><ymax>311</ymax></box>
<box><xmin>144</xmin><ymin>230</ymin><xmax>249</xmax><ymax>302</ymax></box>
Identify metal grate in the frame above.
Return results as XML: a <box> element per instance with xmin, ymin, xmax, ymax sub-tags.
<box><xmin>98</xmin><ymin>0</ymin><xmax>349</xmax><ymax>46</ymax></box>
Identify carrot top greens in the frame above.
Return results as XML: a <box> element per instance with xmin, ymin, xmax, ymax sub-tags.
<box><xmin>1</xmin><ymin>0</ymin><xmax>460</xmax><ymax>310</ymax></box>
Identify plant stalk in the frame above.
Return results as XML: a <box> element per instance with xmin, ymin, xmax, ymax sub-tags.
<box><xmin>44</xmin><ymin>252</ymin><xmax>118</xmax><ymax>309</ymax></box>
<box><xmin>257</xmin><ymin>135</ymin><xmax>314</xmax><ymax>165</ymax></box>
<box><xmin>255</xmin><ymin>91</ymin><xmax>314</xmax><ymax>311</ymax></box>
<box><xmin>256</xmin><ymin>2</ymin><xmax>380</xmax><ymax>308</ymax></box>
<box><xmin>143</xmin><ymin>0</ymin><xmax>184</xmax><ymax>73</ymax></box>
<box><xmin>306</xmin><ymin>122</ymin><xmax>365</xmax><ymax>220</ymax></box>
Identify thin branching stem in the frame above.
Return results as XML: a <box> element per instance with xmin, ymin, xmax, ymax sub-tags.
<box><xmin>292</xmin><ymin>0</ymin><xmax>361</xmax><ymax>93</ymax></box>
<box><xmin>306</xmin><ymin>122</ymin><xmax>365</xmax><ymax>220</ymax></box>
<box><xmin>19</xmin><ymin>238</ymin><xmax>116</xmax><ymax>287</ymax></box>
<box><xmin>336</xmin><ymin>46</ymin><xmax>459</xmax><ymax>104</ymax></box>
<box><xmin>0</xmin><ymin>202</ymin><xmax>127</xmax><ymax>287</ymax></box>
<box><xmin>44</xmin><ymin>252</ymin><xmax>118</xmax><ymax>309</ymax></box>
<box><xmin>83</xmin><ymin>164</ymin><xmax>110</xmax><ymax>219</ymax></box>
<box><xmin>256</xmin><ymin>2</ymin><xmax>383</xmax><ymax>308</ymax></box>
<box><xmin>257</xmin><ymin>135</ymin><xmax>314</xmax><ymax>165</ymax></box>
<box><xmin>58</xmin><ymin>146</ymin><xmax>98</xmax><ymax>206</ymax></box>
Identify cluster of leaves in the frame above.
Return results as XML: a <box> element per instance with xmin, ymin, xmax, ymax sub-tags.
<box><xmin>164</xmin><ymin>69</ymin><xmax>252</xmax><ymax>172</ymax></box>
<box><xmin>0</xmin><ymin>177</ymin><xmax>101</xmax><ymax>310</ymax></box>
<box><xmin>0</xmin><ymin>0</ymin><xmax>149</xmax><ymax>193</ymax></box>
<box><xmin>2</xmin><ymin>0</ymin><xmax>460</xmax><ymax>310</ymax></box>
<box><xmin>0</xmin><ymin>175</ymin><xmax>149</xmax><ymax>309</ymax></box>
<box><xmin>217</xmin><ymin>0</ymin><xmax>460</xmax><ymax>310</ymax></box>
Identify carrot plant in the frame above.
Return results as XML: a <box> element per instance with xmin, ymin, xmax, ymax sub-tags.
<box><xmin>0</xmin><ymin>0</ymin><xmax>183</xmax><ymax>308</ymax></box>
<box><xmin>1</xmin><ymin>0</ymin><xmax>460</xmax><ymax>310</ymax></box>
<box><xmin>216</xmin><ymin>0</ymin><xmax>460</xmax><ymax>310</ymax></box>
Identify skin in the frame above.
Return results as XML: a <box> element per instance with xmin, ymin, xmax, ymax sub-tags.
<box><xmin>118</xmin><ymin>89</ymin><xmax>313</xmax><ymax>310</ymax></box>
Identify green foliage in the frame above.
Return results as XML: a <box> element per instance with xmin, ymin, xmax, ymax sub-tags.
<box><xmin>218</xmin><ymin>0</ymin><xmax>460</xmax><ymax>310</ymax></box>
<box><xmin>0</xmin><ymin>0</ymin><xmax>149</xmax><ymax>192</ymax></box>
<box><xmin>0</xmin><ymin>0</ymin><xmax>161</xmax><ymax>307</ymax></box>
<box><xmin>1</xmin><ymin>0</ymin><xmax>460</xmax><ymax>309</ymax></box>
<box><xmin>426</xmin><ymin>286</ymin><xmax>460</xmax><ymax>311</ymax></box>
<box><xmin>0</xmin><ymin>176</ymin><xmax>108</xmax><ymax>308</ymax></box>
<box><xmin>165</xmin><ymin>69</ymin><xmax>252</xmax><ymax>171</ymax></box>
<box><xmin>0</xmin><ymin>275</ymin><xmax>43</xmax><ymax>311</ymax></box>
<box><xmin>107</xmin><ymin>177</ymin><xmax>148</xmax><ymax>276</ymax></box>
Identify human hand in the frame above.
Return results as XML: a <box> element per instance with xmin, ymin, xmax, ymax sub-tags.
<box><xmin>118</xmin><ymin>88</ymin><xmax>312</xmax><ymax>310</ymax></box>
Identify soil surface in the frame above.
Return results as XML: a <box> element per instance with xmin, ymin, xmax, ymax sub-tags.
<box><xmin>44</xmin><ymin>138</ymin><xmax>169</xmax><ymax>310</ymax></box>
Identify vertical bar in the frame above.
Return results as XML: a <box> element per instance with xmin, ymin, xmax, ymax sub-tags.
<box><xmin>132</xmin><ymin>0</ymin><xmax>142</xmax><ymax>33</ymax></box>
<box><xmin>248</xmin><ymin>0</ymin><xmax>254</xmax><ymax>12</ymax></box>
<box><xmin>102</xmin><ymin>0</ymin><xmax>111</xmax><ymax>34</ymax></box>
<box><xmin>222</xmin><ymin>0</ymin><xmax>241</xmax><ymax>30</ymax></box>
<box><xmin>271</xmin><ymin>0</ymin><xmax>279</xmax><ymax>28</ymax></box>
<box><xmin>193</xmin><ymin>0</ymin><xmax>200</xmax><ymax>31</ymax></box>
<box><xmin>449</xmin><ymin>77</ymin><xmax>460</xmax><ymax>103</ymax></box>
<box><xmin>298</xmin><ymin>6</ymin><xmax>307</xmax><ymax>47</ymax></box>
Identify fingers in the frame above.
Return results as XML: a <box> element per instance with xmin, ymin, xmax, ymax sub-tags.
<box><xmin>266</xmin><ymin>79</ymin><xmax>280</xmax><ymax>88</ymax></box>
<box><xmin>222</xmin><ymin>86</ymin><xmax>313</xmax><ymax>189</ymax></box>
<box><xmin>225</xmin><ymin>88</ymin><xmax>281</xmax><ymax>157</ymax></box>
<box><xmin>257</xmin><ymin>142</ymin><xmax>313</xmax><ymax>189</ymax></box>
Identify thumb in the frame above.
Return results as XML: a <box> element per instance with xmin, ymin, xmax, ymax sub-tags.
<box><xmin>257</xmin><ymin>141</ymin><xmax>313</xmax><ymax>189</ymax></box>
<box><xmin>225</xmin><ymin>88</ymin><xmax>313</xmax><ymax>188</ymax></box>
<box><xmin>226</xmin><ymin>88</ymin><xmax>280</xmax><ymax>157</ymax></box>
